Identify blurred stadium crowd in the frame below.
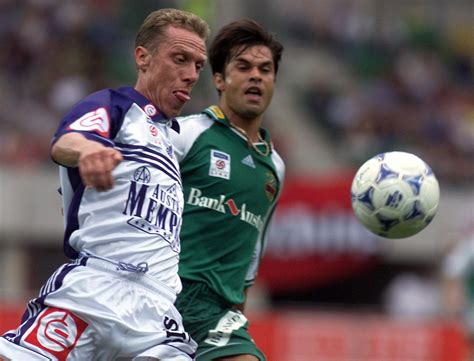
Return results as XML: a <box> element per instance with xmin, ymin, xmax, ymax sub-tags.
<box><xmin>0</xmin><ymin>0</ymin><xmax>176</xmax><ymax>167</ymax></box>
<box><xmin>265</xmin><ymin>0</ymin><xmax>474</xmax><ymax>184</ymax></box>
<box><xmin>1</xmin><ymin>0</ymin><xmax>472</xmax><ymax>185</ymax></box>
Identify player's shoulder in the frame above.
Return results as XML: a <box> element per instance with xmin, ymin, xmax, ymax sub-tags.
<box><xmin>175</xmin><ymin>112</ymin><xmax>214</xmax><ymax>134</ymax></box>
<box><xmin>79</xmin><ymin>87</ymin><xmax>137</xmax><ymax>106</ymax></box>
<box><xmin>271</xmin><ymin>148</ymin><xmax>286</xmax><ymax>177</ymax></box>
<box><xmin>73</xmin><ymin>88</ymin><xmax>126</xmax><ymax>108</ymax></box>
<box><xmin>176</xmin><ymin>112</ymin><xmax>213</xmax><ymax>126</ymax></box>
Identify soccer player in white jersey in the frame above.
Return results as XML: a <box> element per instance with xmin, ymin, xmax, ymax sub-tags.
<box><xmin>0</xmin><ymin>9</ymin><xmax>209</xmax><ymax>361</ymax></box>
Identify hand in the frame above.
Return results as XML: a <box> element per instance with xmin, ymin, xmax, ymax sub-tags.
<box><xmin>78</xmin><ymin>143</ymin><xmax>123</xmax><ymax>192</ymax></box>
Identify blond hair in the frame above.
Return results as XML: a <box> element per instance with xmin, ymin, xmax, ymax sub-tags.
<box><xmin>135</xmin><ymin>8</ymin><xmax>210</xmax><ymax>53</ymax></box>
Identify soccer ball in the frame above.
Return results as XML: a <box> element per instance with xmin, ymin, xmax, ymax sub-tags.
<box><xmin>351</xmin><ymin>151</ymin><xmax>440</xmax><ymax>238</ymax></box>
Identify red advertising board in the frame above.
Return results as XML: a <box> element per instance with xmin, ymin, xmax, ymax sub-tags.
<box><xmin>249</xmin><ymin>311</ymin><xmax>469</xmax><ymax>361</ymax></box>
<box><xmin>260</xmin><ymin>172</ymin><xmax>381</xmax><ymax>292</ymax></box>
<box><xmin>1</xmin><ymin>304</ymin><xmax>469</xmax><ymax>361</ymax></box>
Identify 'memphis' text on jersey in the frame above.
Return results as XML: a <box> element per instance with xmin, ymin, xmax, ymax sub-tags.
<box><xmin>187</xmin><ymin>188</ymin><xmax>264</xmax><ymax>231</ymax></box>
<box><xmin>123</xmin><ymin>176</ymin><xmax>183</xmax><ymax>252</ymax></box>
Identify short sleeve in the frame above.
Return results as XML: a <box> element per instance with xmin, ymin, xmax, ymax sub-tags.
<box><xmin>51</xmin><ymin>89</ymin><xmax>123</xmax><ymax>148</ymax></box>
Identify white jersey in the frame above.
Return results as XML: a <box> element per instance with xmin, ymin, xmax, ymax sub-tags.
<box><xmin>0</xmin><ymin>87</ymin><xmax>196</xmax><ymax>360</ymax></box>
<box><xmin>53</xmin><ymin>86</ymin><xmax>183</xmax><ymax>292</ymax></box>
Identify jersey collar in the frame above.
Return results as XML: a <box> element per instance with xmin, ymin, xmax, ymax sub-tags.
<box><xmin>119</xmin><ymin>86</ymin><xmax>180</xmax><ymax>133</ymax></box>
<box><xmin>203</xmin><ymin>105</ymin><xmax>272</xmax><ymax>144</ymax></box>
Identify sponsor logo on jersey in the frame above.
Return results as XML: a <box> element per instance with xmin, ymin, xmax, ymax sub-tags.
<box><xmin>187</xmin><ymin>188</ymin><xmax>263</xmax><ymax>231</ymax></box>
<box><xmin>144</xmin><ymin>104</ymin><xmax>157</xmax><ymax>116</ymax></box>
<box><xmin>209</xmin><ymin>150</ymin><xmax>231</xmax><ymax>180</ymax></box>
<box><xmin>241</xmin><ymin>154</ymin><xmax>256</xmax><ymax>168</ymax></box>
<box><xmin>204</xmin><ymin>310</ymin><xmax>247</xmax><ymax>347</ymax></box>
<box><xmin>123</xmin><ymin>179</ymin><xmax>183</xmax><ymax>252</ymax></box>
<box><xmin>68</xmin><ymin>107</ymin><xmax>110</xmax><ymax>137</ymax></box>
<box><xmin>149</xmin><ymin>124</ymin><xmax>158</xmax><ymax>137</ymax></box>
<box><xmin>163</xmin><ymin>316</ymin><xmax>190</xmax><ymax>341</ymax></box>
<box><xmin>23</xmin><ymin>307</ymin><xmax>88</xmax><ymax>360</ymax></box>
<box><xmin>146</xmin><ymin>123</ymin><xmax>163</xmax><ymax>147</ymax></box>
<box><xmin>265</xmin><ymin>172</ymin><xmax>277</xmax><ymax>202</ymax></box>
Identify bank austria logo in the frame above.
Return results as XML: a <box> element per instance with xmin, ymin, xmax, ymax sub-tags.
<box><xmin>123</xmin><ymin>167</ymin><xmax>183</xmax><ymax>252</ymax></box>
<box><xmin>187</xmin><ymin>188</ymin><xmax>263</xmax><ymax>231</ymax></box>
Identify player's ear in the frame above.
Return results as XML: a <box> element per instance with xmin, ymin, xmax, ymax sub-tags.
<box><xmin>135</xmin><ymin>46</ymin><xmax>151</xmax><ymax>71</ymax></box>
<box><xmin>213</xmin><ymin>73</ymin><xmax>225</xmax><ymax>92</ymax></box>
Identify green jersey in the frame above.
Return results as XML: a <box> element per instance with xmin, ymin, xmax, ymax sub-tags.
<box><xmin>171</xmin><ymin>105</ymin><xmax>285</xmax><ymax>305</ymax></box>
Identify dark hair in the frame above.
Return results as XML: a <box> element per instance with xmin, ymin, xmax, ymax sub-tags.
<box><xmin>209</xmin><ymin>18</ymin><xmax>283</xmax><ymax>76</ymax></box>
<box><xmin>135</xmin><ymin>8</ymin><xmax>210</xmax><ymax>53</ymax></box>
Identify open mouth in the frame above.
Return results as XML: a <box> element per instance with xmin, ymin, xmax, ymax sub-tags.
<box><xmin>245</xmin><ymin>87</ymin><xmax>262</xmax><ymax>97</ymax></box>
<box><xmin>173</xmin><ymin>90</ymin><xmax>191</xmax><ymax>103</ymax></box>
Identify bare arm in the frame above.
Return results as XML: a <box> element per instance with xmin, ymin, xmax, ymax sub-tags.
<box><xmin>51</xmin><ymin>132</ymin><xmax>123</xmax><ymax>191</ymax></box>
<box><xmin>233</xmin><ymin>287</ymin><xmax>249</xmax><ymax>313</ymax></box>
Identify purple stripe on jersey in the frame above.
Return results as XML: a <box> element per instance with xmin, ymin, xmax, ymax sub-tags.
<box><xmin>115</xmin><ymin>142</ymin><xmax>179</xmax><ymax>173</ymax></box>
<box><xmin>78</xmin><ymin>131</ymin><xmax>115</xmax><ymax>147</ymax></box>
<box><xmin>6</xmin><ymin>260</ymin><xmax>84</xmax><ymax>345</ymax></box>
<box><xmin>118</xmin><ymin>148</ymin><xmax>180</xmax><ymax>180</ymax></box>
<box><xmin>63</xmin><ymin>168</ymin><xmax>85</xmax><ymax>259</ymax></box>
<box><xmin>120</xmin><ymin>150</ymin><xmax>180</xmax><ymax>181</ymax></box>
<box><xmin>122</xmin><ymin>155</ymin><xmax>182</xmax><ymax>186</ymax></box>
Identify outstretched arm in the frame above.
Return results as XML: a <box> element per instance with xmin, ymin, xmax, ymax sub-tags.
<box><xmin>51</xmin><ymin>132</ymin><xmax>123</xmax><ymax>192</ymax></box>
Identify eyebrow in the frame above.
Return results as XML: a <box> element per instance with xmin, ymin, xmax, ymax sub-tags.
<box><xmin>171</xmin><ymin>46</ymin><xmax>207</xmax><ymax>62</ymax></box>
<box><xmin>234</xmin><ymin>57</ymin><xmax>273</xmax><ymax>67</ymax></box>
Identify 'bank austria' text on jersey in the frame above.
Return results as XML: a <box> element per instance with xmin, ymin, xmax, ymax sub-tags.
<box><xmin>52</xmin><ymin>86</ymin><xmax>184</xmax><ymax>293</ymax></box>
<box><xmin>171</xmin><ymin>106</ymin><xmax>285</xmax><ymax>305</ymax></box>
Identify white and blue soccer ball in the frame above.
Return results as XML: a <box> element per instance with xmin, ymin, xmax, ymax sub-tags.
<box><xmin>351</xmin><ymin>151</ymin><xmax>440</xmax><ymax>238</ymax></box>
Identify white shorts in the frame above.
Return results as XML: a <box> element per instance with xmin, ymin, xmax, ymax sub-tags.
<box><xmin>0</xmin><ymin>257</ymin><xmax>196</xmax><ymax>360</ymax></box>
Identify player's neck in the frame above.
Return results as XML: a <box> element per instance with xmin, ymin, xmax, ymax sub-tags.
<box><xmin>218</xmin><ymin>104</ymin><xmax>262</xmax><ymax>143</ymax></box>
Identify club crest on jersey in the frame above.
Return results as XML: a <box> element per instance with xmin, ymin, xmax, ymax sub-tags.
<box><xmin>134</xmin><ymin>166</ymin><xmax>151</xmax><ymax>183</ymax></box>
<box><xmin>209</xmin><ymin>150</ymin><xmax>231</xmax><ymax>180</ymax></box>
<box><xmin>265</xmin><ymin>172</ymin><xmax>277</xmax><ymax>202</ymax></box>
<box><xmin>68</xmin><ymin>107</ymin><xmax>110</xmax><ymax>137</ymax></box>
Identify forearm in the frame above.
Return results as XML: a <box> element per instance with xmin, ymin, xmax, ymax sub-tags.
<box><xmin>51</xmin><ymin>132</ymin><xmax>95</xmax><ymax>167</ymax></box>
<box><xmin>51</xmin><ymin>132</ymin><xmax>123</xmax><ymax>191</ymax></box>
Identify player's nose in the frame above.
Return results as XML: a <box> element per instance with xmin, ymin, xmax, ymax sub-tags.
<box><xmin>182</xmin><ymin>64</ymin><xmax>199</xmax><ymax>84</ymax></box>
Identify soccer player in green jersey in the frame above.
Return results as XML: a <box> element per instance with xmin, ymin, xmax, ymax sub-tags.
<box><xmin>170</xmin><ymin>19</ymin><xmax>285</xmax><ymax>361</ymax></box>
